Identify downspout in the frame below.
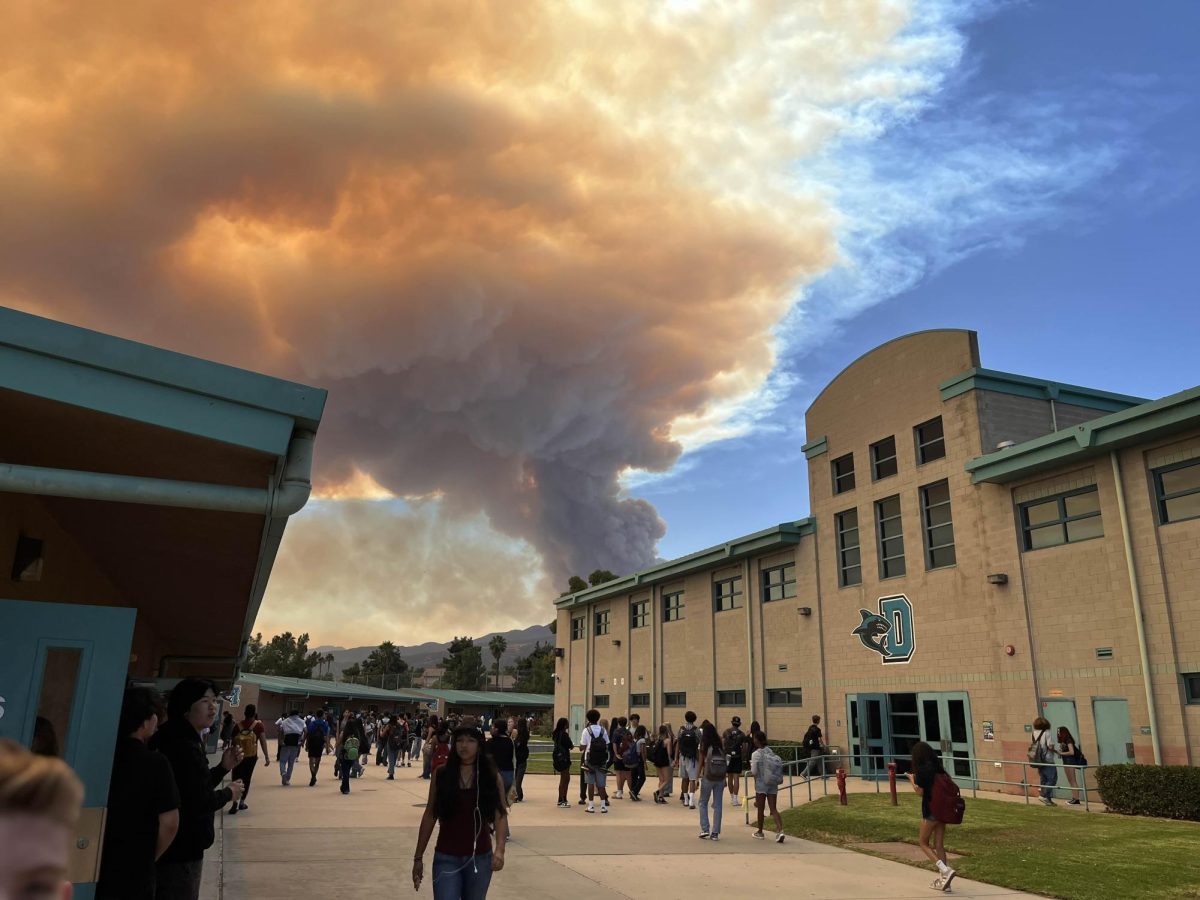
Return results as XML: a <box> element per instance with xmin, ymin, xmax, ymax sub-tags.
<box><xmin>744</xmin><ymin>557</ymin><xmax>755</xmax><ymax>726</ymax></box>
<box><xmin>1110</xmin><ymin>450</ymin><xmax>1163</xmax><ymax>765</ymax></box>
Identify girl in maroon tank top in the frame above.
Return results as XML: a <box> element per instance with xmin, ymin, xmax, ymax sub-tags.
<box><xmin>413</xmin><ymin>724</ymin><xmax>508</xmax><ymax>898</ymax></box>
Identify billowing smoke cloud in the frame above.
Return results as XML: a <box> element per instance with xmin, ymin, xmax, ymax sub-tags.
<box><xmin>0</xmin><ymin>1</ymin><xmax>975</xmax><ymax>641</ymax></box>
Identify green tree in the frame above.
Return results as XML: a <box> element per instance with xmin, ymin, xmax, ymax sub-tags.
<box><xmin>510</xmin><ymin>641</ymin><xmax>554</xmax><ymax>694</ymax></box>
<box><xmin>546</xmin><ymin>619</ymin><xmax>557</xmax><ymax>635</ymax></box>
<box><xmin>487</xmin><ymin>635</ymin><xmax>508</xmax><ymax>690</ymax></box>
<box><xmin>560</xmin><ymin>575</ymin><xmax>588</xmax><ymax>597</ymax></box>
<box><xmin>242</xmin><ymin>631</ymin><xmax>320</xmax><ymax>678</ymax></box>
<box><xmin>439</xmin><ymin>636</ymin><xmax>487</xmax><ymax>690</ymax></box>
<box><xmin>341</xmin><ymin>662</ymin><xmax>362</xmax><ymax>681</ymax></box>
<box><xmin>588</xmin><ymin>569</ymin><xmax>618</xmax><ymax>586</ymax></box>
<box><xmin>361</xmin><ymin>641</ymin><xmax>409</xmax><ymax>684</ymax></box>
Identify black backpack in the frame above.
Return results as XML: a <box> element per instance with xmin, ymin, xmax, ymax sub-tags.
<box><xmin>304</xmin><ymin>722</ymin><xmax>325</xmax><ymax>755</ymax></box>
<box><xmin>552</xmin><ymin>736</ymin><xmax>572</xmax><ymax>772</ymax></box>
<box><xmin>389</xmin><ymin>725</ymin><xmax>407</xmax><ymax>752</ymax></box>
<box><xmin>724</xmin><ymin>728</ymin><xmax>745</xmax><ymax>760</ymax></box>
<box><xmin>586</xmin><ymin>726</ymin><xmax>609</xmax><ymax>768</ymax></box>
<box><xmin>803</xmin><ymin>726</ymin><xmax>822</xmax><ymax>752</ymax></box>
<box><xmin>678</xmin><ymin>725</ymin><xmax>699</xmax><ymax>759</ymax></box>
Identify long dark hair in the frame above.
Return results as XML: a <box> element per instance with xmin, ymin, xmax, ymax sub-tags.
<box><xmin>700</xmin><ymin>721</ymin><xmax>721</xmax><ymax>754</ymax></box>
<box><xmin>910</xmin><ymin>741</ymin><xmax>945</xmax><ymax>773</ymax></box>
<box><xmin>434</xmin><ymin>729</ymin><xmax>505</xmax><ymax>824</ymax></box>
<box><xmin>1056</xmin><ymin>726</ymin><xmax>1076</xmax><ymax>746</ymax></box>
<box><xmin>553</xmin><ymin>717</ymin><xmax>569</xmax><ymax>741</ymax></box>
<box><xmin>515</xmin><ymin>717</ymin><xmax>530</xmax><ymax>745</ymax></box>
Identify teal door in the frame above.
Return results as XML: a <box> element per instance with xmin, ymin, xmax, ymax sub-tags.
<box><xmin>0</xmin><ymin>598</ymin><xmax>135</xmax><ymax>900</ymax></box>
<box><xmin>570</xmin><ymin>704</ymin><xmax>585</xmax><ymax>740</ymax></box>
<box><xmin>918</xmin><ymin>691</ymin><xmax>976</xmax><ymax>787</ymax></box>
<box><xmin>1093</xmin><ymin>698</ymin><xmax>1135</xmax><ymax>765</ymax></box>
<box><xmin>1041</xmin><ymin>698</ymin><xmax>1081</xmax><ymax>799</ymax></box>
<box><xmin>848</xmin><ymin>693</ymin><xmax>891</xmax><ymax>778</ymax></box>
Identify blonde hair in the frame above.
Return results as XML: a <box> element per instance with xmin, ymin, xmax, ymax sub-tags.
<box><xmin>0</xmin><ymin>739</ymin><xmax>83</xmax><ymax>828</ymax></box>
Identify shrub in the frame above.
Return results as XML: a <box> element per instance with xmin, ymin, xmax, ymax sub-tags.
<box><xmin>767</xmin><ymin>740</ymin><xmax>806</xmax><ymax>763</ymax></box>
<box><xmin>1096</xmin><ymin>764</ymin><xmax>1200</xmax><ymax>821</ymax></box>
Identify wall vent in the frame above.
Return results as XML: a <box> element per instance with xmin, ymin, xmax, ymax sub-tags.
<box><xmin>778</xmin><ymin>664</ymin><xmax>788</xmax><ymax>672</ymax></box>
<box><xmin>1096</xmin><ymin>647</ymin><xmax>1114</xmax><ymax>660</ymax></box>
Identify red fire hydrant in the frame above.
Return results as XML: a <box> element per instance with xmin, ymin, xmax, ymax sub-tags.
<box><xmin>836</xmin><ymin>767</ymin><xmax>848</xmax><ymax>805</ymax></box>
<box><xmin>887</xmin><ymin>761</ymin><xmax>898</xmax><ymax>805</ymax></box>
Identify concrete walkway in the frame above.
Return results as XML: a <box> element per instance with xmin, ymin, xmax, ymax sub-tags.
<box><xmin>202</xmin><ymin>764</ymin><xmax>1042</xmax><ymax>899</ymax></box>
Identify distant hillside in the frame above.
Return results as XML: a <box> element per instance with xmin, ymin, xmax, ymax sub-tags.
<box><xmin>314</xmin><ymin>624</ymin><xmax>554</xmax><ymax>675</ymax></box>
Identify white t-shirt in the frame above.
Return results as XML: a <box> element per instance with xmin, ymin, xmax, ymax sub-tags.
<box><xmin>279</xmin><ymin>715</ymin><xmax>306</xmax><ymax>737</ymax></box>
<box><xmin>579</xmin><ymin>724</ymin><xmax>609</xmax><ymax>752</ymax></box>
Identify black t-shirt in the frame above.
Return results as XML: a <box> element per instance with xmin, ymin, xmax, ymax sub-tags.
<box><xmin>97</xmin><ymin>738</ymin><xmax>180</xmax><ymax>900</ymax></box>
<box><xmin>914</xmin><ymin>761</ymin><xmax>943</xmax><ymax>820</ymax></box>
<box><xmin>489</xmin><ymin>735</ymin><xmax>515</xmax><ymax>772</ymax></box>
<box><xmin>514</xmin><ymin>733</ymin><xmax>530</xmax><ymax>763</ymax></box>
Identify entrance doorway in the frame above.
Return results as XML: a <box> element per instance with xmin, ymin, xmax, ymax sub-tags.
<box><xmin>847</xmin><ymin>691</ymin><xmax>976</xmax><ymax>786</ymax></box>
<box><xmin>570</xmin><ymin>703</ymin><xmax>585</xmax><ymax>739</ymax></box>
<box><xmin>1093</xmin><ymin>698</ymin><xmax>1135</xmax><ymax>765</ymax></box>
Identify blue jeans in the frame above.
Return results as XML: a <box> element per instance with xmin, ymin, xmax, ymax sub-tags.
<box><xmin>341</xmin><ymin>754</ymin><xmax>355</xmax><ymax>793</ymax></box>
<box><xmin>1038</xmin><ymin>765</ymin><xmax>1058</xmax><ymax>799</ymax></box>
<box><xmin>699</xmin><ymin>778</ymin><xmax>725</xmax><ymax>835</ymax></box>
<box><xmin>432</xmin><ymin>850</ymin><xmax>492</xmax><ymax>900</ymax></box>
<box><xmin>279</xmin><ymin>745</ymin><xmax>299</xmax><ymax>783</ymax></box>
<box><xmin>388</xmin><ymin>745</ymin><xmax>401</xmax><ymax>777</ymax></box>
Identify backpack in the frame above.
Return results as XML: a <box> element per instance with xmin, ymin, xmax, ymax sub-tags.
<box><xmin>622</xmin><ymin>737</ymin><xmax>642</xmax><ymax>767</ymax></box>
<box><xmin>651</xmin><ymin>739</ymin><xmax>670</xmax><ymax>768</ymax></box>
<box><xmin>1028</xmin><ymin>731</ymin><xmax>1049</xmax><ymax>765</ymax></box>
<box><xmin>234</xmin><ymin>724</ymin><xmax>259</xmax><ymax>758</ymax></box>
<box><xmin>930</xmin><ymin>772</ymin><xmax>965</xmax><ymax>825</ymax></box>
<box><xmin>305</xmin><ymin>722</ymin><xmax>325</xmax><ymax>755</ymax></box>
<box><xmin>758</xmin><ymin>747</ymin><xmax>784</xmax><ymax>789</ymax></box>
<box><xmin>389</xmin><ymin>726</ymin><xmax>407</xmax><ymax>752</ymax></box>
<box><xmin>586</xmin><ymin>726</ymin><xmax>609</xmax><ymax>768</ymax></box>
<box><xmin>677</xmin><ymin>726</ymin><xmax>699</xmax><ymax>759</ymax></box>
<box><xmin>803</xmin><ymin>726</ymin><xmax>822</xmax><ymax>753</ymax></box>
<box><xmin>431</xmin><ymin>741</ymin><xmax>451</xmax><ymax>772</ymax></box>
<box><xmin>705</xmin><ymin>747</ymin><xmax>728</xmax><ymax>780</ymax></box>
<box><xmin>617</xmin><ymin>730</ymin><xmax>635</xmax><ymax>763</ymax></box>
<box><xmin>342</xmin><ymin>735</ymin><xmax>361</xmax><ymax>761</ymax></box>
<box><xmin>724</xmin><ymin>728</ymin><xmax>745</xmax><ymax>761</ymax></box>
<box><xmin>552</xmin><ymin>739</ymin><xmax>572</xmax><ymax>772</ymax></box>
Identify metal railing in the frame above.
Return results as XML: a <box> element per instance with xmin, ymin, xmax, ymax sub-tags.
<box><xmin>741</xmin><ymin>752</ymin><xmax>1102</xmax><ymax>822</ymax></box>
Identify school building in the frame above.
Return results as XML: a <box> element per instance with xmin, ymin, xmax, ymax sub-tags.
<box><xmin>553</xmin><ymin>329</ymin><xmax>1200</xmax><ymax>787</ymax></box>
<box><xmin>0</xmin><ymin>306</ymin><xmax>326</xmax><ymax>897</ymax></box>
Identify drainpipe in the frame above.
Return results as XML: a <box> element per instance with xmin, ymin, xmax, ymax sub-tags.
<box><xmin>744</xmin><ymin>557</ymin><xmax>756</xmax><ymax>725</ymax></box>
<box><xmin>1110</xmin><ymin>450</ymin><xmax>1163</xmax><ymax>765</ymax></box>
<box><xmin>0</xmin><ymin>430</ymin><xmax>315</xmax><ymax>517</ymax></box>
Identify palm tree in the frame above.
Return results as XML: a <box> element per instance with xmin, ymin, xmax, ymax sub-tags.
<box><xmin>488</xmin><ymin>635</ymin><xmax>508</xmax><ymax>691</ymax></box>
<box><xmin>323</xmin><ymin>653</ymin><xmax>335</xmax><ymax>678</ymax></box>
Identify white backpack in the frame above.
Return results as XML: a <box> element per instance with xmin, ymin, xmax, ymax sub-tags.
<box><xmin>760</xmin><ymin>748</ymin><xmax>784</xmax><ymax>788</ymax></box>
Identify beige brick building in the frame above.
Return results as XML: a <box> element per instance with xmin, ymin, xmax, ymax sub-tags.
<box><xmin>554</xmin><ymin>330</ymin><xmax>1200</xmax><ymax>784</ymax></box>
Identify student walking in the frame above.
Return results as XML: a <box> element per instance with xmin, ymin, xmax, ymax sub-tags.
<box><xmin>1030</xmin><ymin>716</ymin><xmax>1060</xmax><ymax>805</ymax></box>
<box><xmin>906</xmin><ymin>741</ymin><xmax>957</xmax><ymax>892</ymax></box>
<box><xmin>227</xmin><ymin>705</ymin><xmax>268</xmax><ymax>814</ymax></box>
<box><xmin>579</xmin><ymin>709</ymin><xmax>611</xmax><ymax>814</ymax></box>
<box><xmin>627</xmin><ymin>725</ymin><xmax>649</xmax><ymax>801</ymax></box>
<box><xmin>513</xmin><ymin>717</ymin><xmax>530</xmax><ymax>803</ymax></box>
<box><xmin>674</xmin><ymin>711</ymin><xmax>700</xmax><ymax>809</ymax></box>
<box><xmin>721</xmin><ymin>716</ymin><xmax>747</xmax><ymax>809</ymax></box>
<box><xmin>304</xmin><ymin>709</ymin><xmax>331</xmax><ymax>786</ymax></box>
<box><xmin>610</xmin><ymin>717</ymin><xmax>630</xmax><ymax>799</ymax></box>
<box><xmin>801</xmin><ymin>715</ymin><xmax>824</xmax><ymax>780</ymax></box>
<box><xmin>218</xmin><ymin>711</ymin><xmax>235</xmax><ymax>751</ymax></box>
<box><xmin>412</xmin><ymin>724</ymin><xmax>509</xmax><ymax>899</ymax></box>
<box><xmin>696</xmin><ymin>721</ymin><xmax>727</xmax><ymax>840</ymax></box>
<box><xmin>277</xmin><ymin>709</ymin><xmax>306</xmax><ymax>786</ymax></box>
<box><xmin>552</xmin><ymin>717</ymin><xmax>574</xmax><ymax>807</ymax></box>
<box><xmin>748</xmin><ymin>731</ymin><xmax>785</xmax><ymax>843</ymax></box>
<box><xmin>488</xmin><ymin>720</ymin><xmax>516</xmax><ymax>830</ymax></box>
<box><xmin>1057</xmin><ymin>726</ymin><xmax>1086</xmax><ymax>805</ymax></box>
<box><xmin>651</xmin><ymin>724</ymin><xmax>673</xmax><ymax>804</ymax></box>
<box><xmin>336</xmin><ymin>715</ymin><xmax>366</xmax><ymax>795</ymax></box>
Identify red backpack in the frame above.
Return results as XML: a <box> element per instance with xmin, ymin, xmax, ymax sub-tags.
<box><xmin>431</xmin><ymin>741</ymin><xmax>451</xmax><ymax>773</ymax></box>
<box><xmin>930</xmin><ymin>772</ymin><xmax>965</xmax><ymax>824</ymax></box>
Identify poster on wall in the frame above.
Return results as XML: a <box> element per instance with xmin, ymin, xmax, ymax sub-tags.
<box><xmin>982</xmin><ymin>721</ymin><xmax>994</xmax><ymax>742</ymax></box>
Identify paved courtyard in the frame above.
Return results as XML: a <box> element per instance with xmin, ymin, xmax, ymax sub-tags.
<box><xmin>200</xmin><ymin>763</ymin><xmax>1042</xmax><ymax>899</ymax></box>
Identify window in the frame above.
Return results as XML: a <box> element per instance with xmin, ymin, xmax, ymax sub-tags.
<box><xmin>713</xmin><ymin>576</ymin><xmax>743</xmax><ymax>612</ymax></box>
<box><xmin>836</xmin><ymin>509</ymin><xmax>861</xmax><ymax>586</ymax></box>
<box><xmin>594</xmin><ymin>609</ymin><xmax>611</xmax><ymax>635</ymax></box>
<box><xmin>832</xmin><ymin>453</ymin><xmax>856</xmax><ymax>494</ymax></box>
<box><xmin>920</xmin><ymin>480</ymin><xmax>956</xmax><ymax>569</ymax></box>
<box><xmin>593</xmin><ymin>694</ymin><xmax>610</xmax><ymax>708</ymax></box>
<box><xmin>915</xmin><ymin>417</ymin><xmax>946</xmax><ymax>464</ymax></box>
<box><xmin>1155</xmin><ymin>459</ymin><xmax>1200</xmax><ymax>524</ymax></box>
<box><xmin>1184</xmin><ymin>673</ymin><xmax>1200</xmax><ymax>705</ymax></box>
<box><xmin>766</xmin><ymin>688</ymin><xmax>803</xmax><ymax>706</ymax></box>
<box><xmin>663</xmin><ymin>691</ymin><xmax>687</xmax><ymax>707</ymax></box>
<box><xmin>762</xmin><ymin>562</ymin><xmax>797</xmax><ymax>602</ymax></box>
<box><xmin>570</xmin><ymin>615</ymin><xmax>585</xmax><ymax>641</ymax></box>
<box><xmin>871</xmin><ymin>436</ymin><xmax>898</xmax><ymax>481</ymax></box>
<box><xmin>1020</xmin><ymin>486</ymin><xmax>1103</xmax><ymax>550</ymax></box>
<box><xmin>875</xmin><ymin>495</ymin><xmax>906</xmax><ymax>578</ymax></box>
<box><xmin>630</xmin><ymin>599</ymin><xmax>649</xmax><ymax>629</ymax></box>
<box><xmin>663</xmin><ymin>590</ymin><xmax>685</xmax><ymax>622</ymax></box>
<box><xmin>630</xmin><ymin>693</ymin><xmax>650</xmax><ymax>707</ymax></box>
<box><xmin>716</xmin><ymin>690</ymin><xmax>746</xmax><ymax>706</ymax></box>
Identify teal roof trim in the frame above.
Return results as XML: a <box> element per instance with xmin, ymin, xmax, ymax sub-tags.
<box><xmin>940</xmin><ymin>367</ymin><xmax>1147</xmax><ymax>412</ymax></box>
<box><xmin>554</xmin><ymin>519</ymin><xmax>814</xmax><ymax>610</ymax></box>
<box><xmin>0</xmin><ymin>307</ymin><xmax>326</xmax><ymax>455</ymax></box>
<box><xmin>236</xmin><ymin>673</ymin><xmax>432</xmax><ymax>703</ymax></box>
<box><xmin>966</xmin><ymin>385</ymin><xmax>1200</xmax><ymax>484</ymax></box>
<box><xmin>802</xmin><ymin>436</ymin><xmax>827</xmax><ymax>459</ymax></box>
<box><xmin>419</xmin><ymin>689</ymin><xmax>554</xmax><ymax>707</ymax></box>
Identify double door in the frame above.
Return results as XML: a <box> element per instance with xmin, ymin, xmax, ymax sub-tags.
<box><xmin>847</xmin><ymin>691</ymin><xmax>975</xmax><ymax>786</ymax></box>
<box><xmin>918</xmin><ymin>691</ymin><xmax>975</xmax><ymax>784</ymax></box>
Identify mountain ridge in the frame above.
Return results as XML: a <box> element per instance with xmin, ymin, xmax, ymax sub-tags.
<box><xmin>313</xmin><ymin>624</ymin><xmax>553</xmax><ymax>673</ymax></box>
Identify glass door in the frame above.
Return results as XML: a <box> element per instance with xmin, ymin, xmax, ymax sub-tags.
<box><xmin>847</xmin><ymin>693</ymin><xmax>891</xmax><ymax>779</ymax></box>
<box><xmin>917</xmin><ymin>691</ymin><xmax>976</xmax><ymax>787</ymax></box>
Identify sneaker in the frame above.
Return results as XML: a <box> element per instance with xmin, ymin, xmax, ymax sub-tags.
<box><xmin>775</xmin><ymin>833</ymin><xmax>785</xmax><ymax>844</ymax></box>
<box><xmin>753</xmin><ymin>831</ymin><xmax>765</xmax><ymax>840</ymax></box>
<box><xmin>942</xmin><ymin>869</ymin><xmax>956</xmax><ymax>891</ymax></box>
<box><xmin>1068</xmin><ymin>799</ymin><xmax>1081</xmax><ymax>805</ymax></box>
<box><xmin>730</xmin><ymin>796</ymin><xmax>740</xmax><ymax>807</ymax></box>
<box><xmin>614</xmin><ymin>790</ymin><xmax>623</xmax><ymax>799</ymax></box>
<box><xmin>586</xmin><ymin>804</ymin><xmax>595</xmax><ymax>813</ymax></box>
<box><xmin>386</xmin><ymin>775</ymin><xmax>394</xmax><ymax>781</ymax></box>
<box><xmin>558</xmin><ymin>800</ymin><xmax>570</xmax><ymax>808</ymax></box>
<box><xmin>689</xmin><ymin>799</ymin><xmax>697</xmax><ymax>809</ymax></box>
<box><xmin>578</xmin><ymin>798</ymin><xmax>586</xmax><ymax>805</ymax></box>
<box><xmin>931</xmin><ymin>877</ymin><xmax>944</xmax><ymax>891</ymax></box>
<box><xmin>228</xmin><ymin>805</ymin><xmax>238</xmax><ymax>815</ymax></box>
<box><xmin>1041</xmin><ymin>797</ymin><xmax>1055</xmax><ymax>806</ymax></box>
<box><xmin>309</xmin><ymin>776</ymin><xmax>316</xmax><ymax>787</ymax></box>
<box><xmin>653</xmin><ymin>790</ymin><xmax>660</xmax><ymax>803</ymax></box>
<box><xmin>600</xmin><ymin>803</ymin><xmax>608</xmax><ymax>814</ymax></box>
<box><xmin>630</xmin><ymin>794</ymin><xmax>641</xmax><ymax>801</ymax></box>
<box><xmin>698</xmin><ymin>832</ymin><xmax>710</xmax><ymax>839</ymax></box>
<box><xmin>710</xmin><ymin>833</ymin><xmax>720</xmax><ymax>841</ymax></box>
<box><xmin>238</xmin><ymin>802</ymin><xmax>248</xmax><ymax>811</ymax></box>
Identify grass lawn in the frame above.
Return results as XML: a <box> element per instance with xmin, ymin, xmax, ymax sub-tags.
<box><xmin>780</xmin><ymin>794</ymin><xmax>1200</xmax><ymax>900</ymax></box>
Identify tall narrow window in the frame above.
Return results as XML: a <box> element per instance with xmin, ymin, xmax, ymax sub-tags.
<box><xmin>762</xmin><ymin>563</ymin><xmax>796</xmax><ymax>602</ymax></box>
<box><xmin>663</xmin><ymin>591</ymin><xmax>685</xmax><ymax>622</ymax></box>
<box><xmin>630</xmin><ymin>599</ymin><xmax>649</xmax><ymax>628</ymax></box>
<box><xmin>915</xmin><ymin>417</ymin><xmax>946</xmax><ymax>464</ymax></box>
<box><xmin>713</xmin><ymin>576</ymin><xmax>743</xmax><ymax>612</ymax></box>
<box><xmin>832</xmin><ymin>453</ymin><xmax>856</xmax><ymax>494</ymax></box>
<box><xmin>570</xmin><ymin>616</ymin><xmax>586</xmax><ymax>641</ymax></box>
<box><xmin>836</xmin><ymin>509</ymin><xmax>861</xmax><ymax>586</ymax></box>
<box><xmin>593</xmin><ymin>610</ymin><xmax>611</xmax><ymax>635</ymax></box>
<box><xmin>920</xmin><ymin>480</ymin><xmax>956</xmax><ymax>569</ymax></box>
<box><xmin>1020</xmin><ymin>486</ymin><xmax>1103</xmax><ymax>550</ymax></box>
<box><xmin>871</xmin><ymin>436</ymin><xmax>898</xmax><ymax>481</ymax></box>
<box><xmin>1154</xmin><ymin>459</ymin><xmax>1200</xmax><ymax>524</ymax></box>
<box><xmin>875</xmin><ymin>495</ymin><xmax>906</xmax><ymax>578</ymax></box>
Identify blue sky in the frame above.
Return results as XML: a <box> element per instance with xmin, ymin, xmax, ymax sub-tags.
<box><xmin>636</xmin><ymin>0</ymin><xmax>1200</xmax><ymax>561</ymax></box>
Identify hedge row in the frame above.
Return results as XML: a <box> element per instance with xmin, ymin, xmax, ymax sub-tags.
<box><xmin>1096</xmin><ymin>764</ymin><xmax>1200</xmax><ymax>821</ymax></box>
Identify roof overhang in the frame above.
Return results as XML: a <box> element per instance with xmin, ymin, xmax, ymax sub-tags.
<box><xmin>940</xmin><ymin>367</ymin><xmax>1147</xmax><ymax>412</ymax></box>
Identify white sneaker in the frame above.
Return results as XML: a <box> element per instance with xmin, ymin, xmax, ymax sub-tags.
<box><xmin>689</xmin><ymin>799</ymin><xmax>697</xmax><ymax>809</ymax></box>
<box><xmin>614</xmin><ymin>790</ymin><xmax>623</xmax><ymax>799</ymax></box>
<box><xmin>600</xmin><ymin>802</ymin><xmax>608</xmax><ymax>814</ymax></box>
<box><xmin>775</xmin><ymin>833</ymin><xmax>785</xmax><ymax>844</ymax></box>
<box><xmin>931</xmin><ymin>877</ymin><xmax>944</xmax><ymax>891</ymax></box>
<box><xmin>730</xmin><ymin>795</ymin><xmax>740</xmax><ymax>807</ymax></box>
<box><xmin>942</xmin><ymin>869</ymin><xmax>956</xmax><ymax>891</ymax></box>
<box><xmin>586</xmin><ymin>803</ymin><xmax>594</xmax><ymax>813</ymax></box>
<box><xmin>752</xmin><ymin>831</ymin><xmax>765</xmax><ymax>840</ymax></box>
<box><xmin>710</xmin><ymin>833</ymin><xmax>719</xmax><ymax>841</ymax></box>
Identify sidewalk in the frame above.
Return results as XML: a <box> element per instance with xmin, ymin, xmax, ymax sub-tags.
<box><xmin>201</xmin><ymin>763</ymin><xmax>1043</xmax><ymax>899</ymax></box>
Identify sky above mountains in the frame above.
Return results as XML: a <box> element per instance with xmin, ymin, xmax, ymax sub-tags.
<box><xmin>3</xmin><ymin>1</ymin><xmax>1196</xmax><ymax>645</ymax></box>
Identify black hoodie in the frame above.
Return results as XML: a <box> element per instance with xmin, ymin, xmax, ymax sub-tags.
<box><xmin>149</xmin><ymin>716</ymin><xmax>233</xmax><ymax>863</ymax></box>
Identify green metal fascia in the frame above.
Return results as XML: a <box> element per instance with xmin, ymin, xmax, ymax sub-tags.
<box><xmin>553</xmin><ymin>518</ymin><xmax>815</xmax><ymax>610</ymax></box>
<box><xmin>801</xmin><ymin>436</ymin><xmax>828</xmax><ymax>459</ymax></box>
<box><xmin>419</xmin><ymin>689</ymin><xmax>554</xmax><ymax>706</ymax></box>
<box><xmin>966</xmin><ymin>384</ymin><xmax>1200</xmax><ymax>484</ymax></box>
<box><xmin>940</xmin><ymin>367</ymin><xmax>1147</xmax><ymax>412</ymax></box>
<box><xmin>237</xmin><ymin>672</ymin><xmax>433</xmax><ymax>703</ymax></box>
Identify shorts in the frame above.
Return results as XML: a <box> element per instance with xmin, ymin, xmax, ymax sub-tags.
<box><xmin>923</xmin><ymin>815</ymin><xmax>939</xmax><ymax>824</ymax></box>
<box><xmin>680</xmin><ymin>757</ymin><xmax>698</xmax><ymax>780</ymax></box>
<box><xmin>584</xmin><ymin>768</ymin><xmax>608</xmax><ymax>788</ymax></box>
<box><xmin>613</xmin><ymin>760</ymin><xmax>626</xmax><ymax>771</ymax></box>
<box><xmin>727</xmin><ymin>758</ymin><xmax>745</xmax><ymax>775</ymax></box>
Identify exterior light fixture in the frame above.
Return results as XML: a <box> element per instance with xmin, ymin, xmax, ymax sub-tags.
<box><xmin>797</xmin><ymin>607</ymin><xmax>813</xmax><ymax>616</ymax></box>
<box><xmin>987</xmin><ymin>573</ymin><xmax>1008</xmax><ymax>585</ymax></box>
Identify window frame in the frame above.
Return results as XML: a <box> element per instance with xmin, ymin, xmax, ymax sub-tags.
<box><xmin>914</xmin><ymin>416</ymin><xmax>946</xmax><ymax>465</ymax></box>
<box><xmin>1154</xmin><ymin>458</ymin><xmax>1200</xmax><ymax>525</ymax></box>
<box><xmin>630</xmin><ymin>599</ymin><xmax>649</xmax><ymax>629</ymax></box>
<box><xmin>836</xmin><ymin>508</ymin><xmax>862</xmax><ymax>587</ymax></box>
<box><xmin>1018</xmin><ymin>485</ymin><xmax>1104</xmax><ymax>551</ymax></box>
<box><xmin>871</xmin><ymin>435</ymin><xmax>898</xmax><ymax>481</ymax></box>
<box><xmin>831</xmin><ymin>453</ymin><xmax>856</xmax><ymax>495</ymax></box>
<box><xmin>875</xmin><ymin>494</ymin><xmax>906</xmax><ymax>579</ymax></box>
<box><xmin>716</xmin><ymin>689</ymin><xmax>746</xmax><ymax>706</ymax></box>
<box><xmin>713</xmin><ymin>575</ymin><xmax>744</xmax><ymax>612</ymax></box>
<box><xmin>919</xmin><ymin>479</ymin><xmax>956</xmax><ymax>570</ymax></box>
<box><xmin>629</xmin><ymin>692</ymin><xmax>650</xmax><ymax>707</ymax></box>
<box><xmin>663</xmin><ymin>590</ymin><xmax>685</xmax><ymax>622</ymax></box>
<box><xmin>570</xmin><ymin>615</ymin><xmax>586</xmax><ymax>641</ymax></box>
<box><xmin>593</xmin><ymin>609</ymin><xmax>611</xmax><ymax>636</ymax></box>
<box><xmin>761</xmin><ymin>562</ymin><xmax>797</xmax><ymax>602</ymax></box>
<box><xmin>766</xmin><ymin>688</ymin><xmax>803</xmax><ymax>707</ymax></box>
<box><xmin>593</xmin><ymin>694</ymin><xmax>610</xmax><ymax>708</ymax></box>
<box><xmin>1184</xmin><ymin>673</ymin><xmax>1200</xmax><ymax>705</ymax></box>
<box><xmin>663</xmin><ymin>691</ymin><xmax>687</xmax><ymax>707</ymax></box>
